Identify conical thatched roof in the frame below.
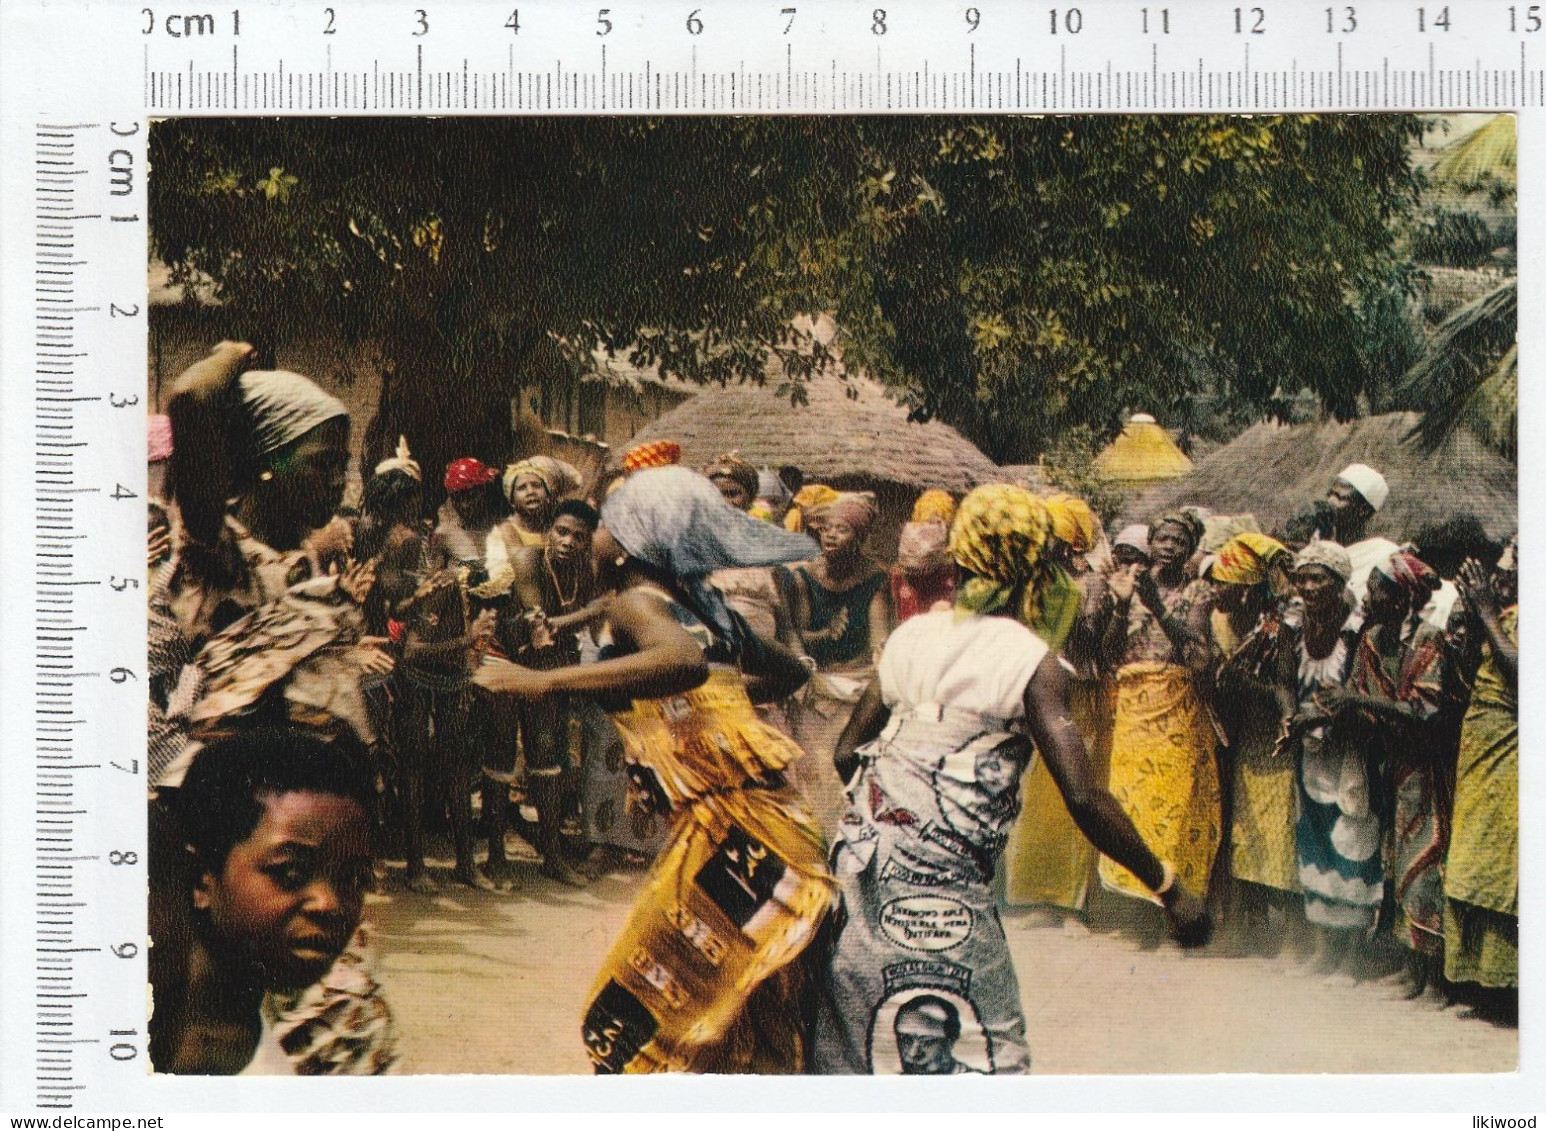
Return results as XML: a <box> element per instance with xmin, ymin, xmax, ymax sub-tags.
<box><xmin>1093</xmin><ymin>413</ymin><xmax>1193</xmax><ymax>483</ymax></box>
<box><xmin>1122</xmin><ymin>412</ymin><xmax>1517</xmax><ymax>542</ymax></box>
<box><xmin>1431</xmin><ymin>113</ymin><xmax>1516</xmax><ymax>190</ymax></box>
<box><xmin>619</xmin><ymin>374</ymin><xmax>1001</xmax><ymax>494</ymax></box>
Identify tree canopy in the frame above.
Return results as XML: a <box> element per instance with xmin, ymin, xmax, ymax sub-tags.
<box><xmin>149</xmin><ymin>115</ymin><xmax>1424</xmax><ymax>475</ymax></box>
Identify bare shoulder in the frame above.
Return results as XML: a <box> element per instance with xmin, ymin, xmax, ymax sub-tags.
<box><xmin>511</xmin><ymin>543</ymin><xmax>544</xmax><ymax>576</ymax></box>
<box><xmin>608</xmin><ymin>587</ymin><xmax>670</xmax><ymax>625</ymax></box>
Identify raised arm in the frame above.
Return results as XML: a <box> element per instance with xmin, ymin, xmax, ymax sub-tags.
<box><xmin>1458</xmin><ymin>559</ymin><xmax>1518</xmax><ymax>694</ymax></box>
<box><xmin>165</xmin><ymin>341</ymin><xmax>256</xmax><ymax>546</ymax></box>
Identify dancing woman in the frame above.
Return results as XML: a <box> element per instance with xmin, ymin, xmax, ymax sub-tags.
<box><xmin>813</xmin><ymin>486</ymin><xmax>1211</xmax><ymax>1075</ymax></box>
<box><xmin>474</xmin><ymin>466</ymin><xmax>835</xmax><ymax>1073</ymax></box>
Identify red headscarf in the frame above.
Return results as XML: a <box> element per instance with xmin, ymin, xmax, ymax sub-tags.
<box><xmin>443</xmin><ymin>457</ymin><xmax>498</xmax><ymax>493</ymax></box>
<box><xmin>1376</xmin><ymin>549</ymin><xmax>1441</xmax><ymax>604</ymax></box>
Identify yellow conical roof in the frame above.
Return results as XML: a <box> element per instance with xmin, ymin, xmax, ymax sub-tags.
<box><xmin>1093</xmin><ymin>413</ymin><xmax>1193</xmax><ymax>483</ymax></box>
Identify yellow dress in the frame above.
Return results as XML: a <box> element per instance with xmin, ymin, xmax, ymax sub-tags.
<box><xmin>1443</xmin><ymin>606</ymin><xmax>1518</xmax><ymax>988</ymax></box>
<box><xmin>1098</xmin><ymin>661</ymin><xmax>1222</xmax><ymax>902</ymax></box>
<box><xmin>582</xmin><ymin>593</ymin><xmax>836</xmax><ymax>1074</ymax></box>
<box><xmin>1215</xmin><ymin>610</ymin><xmax>1299</xmax><ymax>894</ymax></box>
<box><xmin>1001</xmin><ymin>679</ymin><xmax>1113</xmax><ymax>910</ymax></box>
<box><xmin>1098</xmin><ymin>582</ymin><xmax>1222</xmax><ymax>904</ymax></box>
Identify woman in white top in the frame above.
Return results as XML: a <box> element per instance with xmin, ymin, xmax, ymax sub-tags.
<box><xmin>812</xmin><ymin>485</ymin><xmax>1210</xmax><ymax>1075</ymax></box>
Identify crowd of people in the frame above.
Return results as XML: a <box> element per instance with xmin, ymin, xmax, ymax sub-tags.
<box><xmin>143</xmin><ymin>341</ymin><xmax>1519</xmax><ymax>1077</ymax></box>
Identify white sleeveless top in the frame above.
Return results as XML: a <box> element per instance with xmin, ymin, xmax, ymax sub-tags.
<box><xmin>877</xmin><ymin>610</ymin><xmax>1050</xmax><ymax>726</ymax></box>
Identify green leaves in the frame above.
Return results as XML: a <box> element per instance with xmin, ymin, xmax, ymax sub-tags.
<box><xmin>150</xmin><ymin>115</ymin><xmax>1426</xmax><ymax>472</ymax></box>
<box><xmin>256</xmin><ymin>166</ymin><xmax>298</xmax><ymax>202</ymax></box>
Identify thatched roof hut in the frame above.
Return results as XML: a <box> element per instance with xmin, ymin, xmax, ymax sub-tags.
<box><xmin>1122</xmin><ymin>412</ymin><xmax>1517</xmax><ymax>542</ymax></box>
<box><xmin>1093</xmin><ymin>413</ymin><xmax>1193</xmax><ymax>485</ymax></box>
<box><xmin>996</xmin><ymin>464</ymin><xmax>1050</xmax><ymax>492</ymax></box>
<box><xmin>621</xmin><ymin>373</ymin><xmax>1001</xmax><ymax>495</ymax></box>
<box><xmin>621</xmin><ymin>373</ymin><xmax>1001</xmax><ymax>561</ymax></box>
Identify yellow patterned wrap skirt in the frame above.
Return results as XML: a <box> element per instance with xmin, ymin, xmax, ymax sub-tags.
<box><xmin>582</xmin><ymin>668</ymin><xmax>836</xmax><ymax>1073</ymax></box>
<box><xmin>1001</xmin><ymin>679</ymin><xmax>1113</xmax><ymax>911</ymax></box>
<box><xmin>1098</xmin><ymin>662</ymin><xmax>1222</xmax><ymax>904</ymax></box>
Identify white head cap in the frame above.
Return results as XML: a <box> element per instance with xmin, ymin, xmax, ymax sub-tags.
<box><xmin>1113</xmin><ymin>524</ymin><xmax>1151</xmax><ymax>554</ymax></box>
<box><xmin>1336</xmin><ymin>463</ymin><xmax>1388</xmax><ymax>512</ymax></box>
<box><xmin>373</xmin><ymin>435</ymin><xmax>422</xmax><ymax>482</ymax></box>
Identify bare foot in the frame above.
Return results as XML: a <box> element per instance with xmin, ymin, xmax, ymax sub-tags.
<box><xmin>541</xmin><ymin>858</ymin><xmax>592</xmax><ymax>888</ymax></box>
<box><xmin>406</xmin><ymin>873</ymin><xmax>439</xmax><ymax>895</ymax></box>
<box><xmin>454</xmin><ymin>866</ymin><xmax>497</xmax><ymax>891</ymax></box>
<box><xmin>481</xmin><ymin>860</ymin><xmax>518</xmax><ymax>892</ymax></box>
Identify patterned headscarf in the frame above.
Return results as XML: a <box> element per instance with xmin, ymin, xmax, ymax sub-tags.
<box><xmin>1043</xmin><ymin>492</ymin><xmax>1098</xmax><ymax>553</ymax></box>
<box><xmin>1210</xmin><ymin>532</ymin><xmax>1289</xmax><ymax>588</ymax></box>
<box><xmin>703</xmin><ymin>452</ymin><xmax>760</xmax><ymax>503</ymax></box>
<box><xmin>621</xmin><ymin>440</ymin><xmax>682</xmax><ymax>473</ymax></box>
<box><xmin>1292</xmin><ymin>537</ymin><xmax>1353</xmax><ymax>585</ymax></box>
<box><xmin>502</xmin><ymin>459</ymin><xmax>555</xmax><ymax>504</ymax></box>
<box><xmin>911</xmin><ymin>489</ymin><xmax>957</xmax><ymax>526</ymax></box>
<box><xmin>809</xmin><ymin>491</ymin><xmax>878</xmax><ymax>538</ymax></box>
<box><xmin>1150</xmin><ymin>509</ymin><xmax>1206</xmax><ymax>554</ymax></box>
<box><xmin>443</xmin><ymin>457</ymin><xmax>498</xmax><ymax>493</ymax></box>
<box><xmin>602</xmin><ymin>466</ymin><xmax>818</xmax><ymax>646</ymax></box>
<box><xmin>239</xmin><ymin>370</ymin><xmax>349</xmax><ymax>457</ymax></box>
<box><xmin>1374</xmin><ymin>548</ymin><xmax>1441</xmax><ymax>603</ymax></box>
<box><xmin>949</xmin><ymin>485</ymin><xmax>1050</xmax><ymax>623</ymax></box>
<box><xmin>896</xmin><ymin>520</ymin><xmax>952</xmax><ymax>577</ymax></box>
<box><xmin>784</xmin><ymin>484</ymin><xmax>840</xmax><ymax>533</ymax></box>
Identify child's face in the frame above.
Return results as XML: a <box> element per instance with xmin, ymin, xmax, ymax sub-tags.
<box><xmin>195</xmin><ymin>790</ymin><xmax>372</xmax><ymax>990</ymax></box>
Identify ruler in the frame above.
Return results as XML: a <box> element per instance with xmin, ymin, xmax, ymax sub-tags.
<box><xmin>0</xmin><ymin>0</ymin><xmax>1533</xmax><ymax>1114</ymax></box>
<box><xmin>5</xmin><ymin>104</ymin><xmax>151</xmax><ymax>1109</ymax></box>
<box><xmin>127</xmin><ymin>0</ymin><xmax>1542</xmax><ymax>114</ymax></box>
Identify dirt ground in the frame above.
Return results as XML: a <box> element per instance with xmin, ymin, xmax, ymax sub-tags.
<box><xmin>365</xmin><ymin>844</ymin><xmax>1517</xmax><ymax>1078</ymax></box>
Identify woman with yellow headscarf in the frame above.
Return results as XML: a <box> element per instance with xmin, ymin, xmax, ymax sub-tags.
<box><xmin>1001</xmin><ymin>491</ymin><xmax>1113</xmax><ymax>916</ymax></box>
<box><xmin>812</xmin><ymin>485</ymin><xmax>1210</xmax><ymax>1074</ymax></box>
<box><xmin>1205</xmin><ymin>532</ymin><xmax>1301</xmax><ymax>952</ymax></box>
<box><xmin>783</xmin><ymin>483</ymin><xmax>840</xmax><ymax>535</ymax></box>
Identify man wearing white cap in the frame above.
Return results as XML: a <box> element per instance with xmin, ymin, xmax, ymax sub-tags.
<box><xmin>1325</xmin><ymin>463</ymin><xmax>1400</xmax><ymax>630</ymax></box>
<box><xmin>1325</xmin><ymin>464</ymin><xmax>1456</xmax><ymax>630</ymax></box>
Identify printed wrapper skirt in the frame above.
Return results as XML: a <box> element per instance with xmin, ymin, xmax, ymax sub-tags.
<box><xmin>1443</xmin><ymin>650</ymin><xmax>1517</xmax><ymax>986</ymax></box>
<box><xmin>1098</xmin><ymin>662</ymin><xmax>1221</xmax><ymax>904</ymax></box>
<box><xmin>581</xmin><ymin>784</ymin><xmax>835</xmax><ymax>1073</ymax></box>
<box><xmin>1295</xmin><ymin>734</ymin><xmax>1383</xmax><ymax>931</ymax></box>
<box><xmin>1392</xmin><ymin>759</ymin><xmax>1451</xmax><ymax>954</ymax></box>
<box><xmin>813</xmin><ymin>849</ymin><xmax>1030</xmax><ymax>1075</ymax></box>
<box><xmin>579</xmin><ymin>699</ymin><xmax>667</xmax><ymax>857</ymax></box>
<box><xmin>1443</xmin><ymin>899</ymin><xmax>1518</xmax><ymax>989</ymax></box>
<box><xmin>1228</xmin><ymin>706</ymin><xmax>1299</xmax><ymax>894</ymax></box>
